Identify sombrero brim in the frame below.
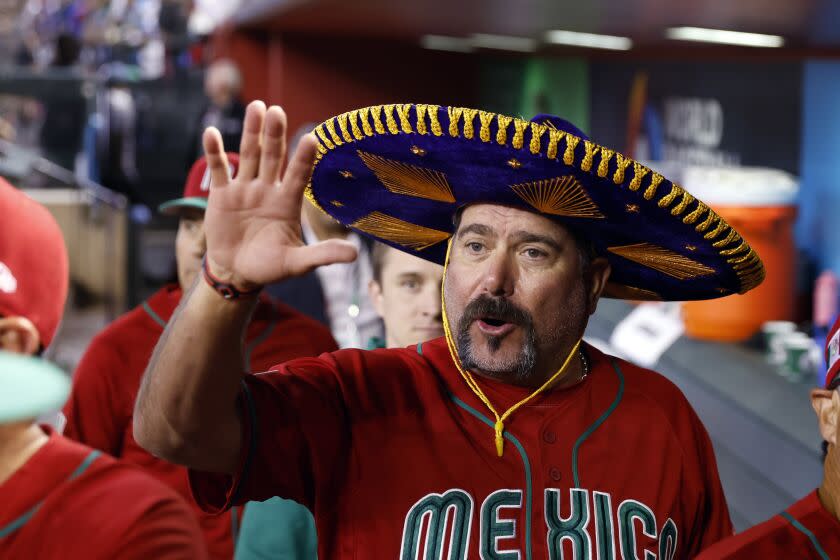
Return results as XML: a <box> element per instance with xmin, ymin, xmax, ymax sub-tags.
<box><xmin>158</xmin><ymin>197</ymin><xmax>208</xmax><ymax>215</ymax></box>
<box><xmin>0</xmin><ymin>351</ymin><xmax>69</xmax><ymax>423</ymax></box>
<box><xmin>305</xmin><ymin>103</ymin><xmax>764</xmax><ymax>302</ymax></box>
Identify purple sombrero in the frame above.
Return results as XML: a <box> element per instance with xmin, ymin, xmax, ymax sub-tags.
<box><xmin>305</xmin><ymin>103</ymin><xmax>764</xmax><ymax>302</ymax></box>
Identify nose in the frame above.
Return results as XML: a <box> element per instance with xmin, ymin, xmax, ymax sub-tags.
<box><xmin>480</xmin><ymin>251</ymin><xmax>515</xmax><ymax>297</ymax></box>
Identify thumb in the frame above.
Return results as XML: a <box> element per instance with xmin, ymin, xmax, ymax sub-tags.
<box><xmin>286</xmin><ymin>239</ymin><xmax>359</xmax><ymax>276</ymax></box>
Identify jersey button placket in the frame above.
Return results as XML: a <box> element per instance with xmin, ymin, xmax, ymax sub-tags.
<box><xmin>549</xmin><ymin>467</ymin><xmax>562</xmax><ymax>482</ymax></box>
<box><xmin>542</xmin><ymin>430</ymin><xmax>556</xmax><ymax>444</ymax></box>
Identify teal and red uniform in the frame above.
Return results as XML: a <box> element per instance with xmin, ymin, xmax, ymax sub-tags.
<box><xmin>0</xmin><ymin>427</ymin><xmax>206</xmax><ymax>559</ymax></box>
<box><xmin>189</xmin><ymin>337</ymin><xmax>732</xmax><ymax>559</ymax></box>
<box><xmin>63</xmin><ymin>284</ymin><xmax>337</xmax><ymax>559</ymax></box>
<box><xmin>696</xmin><ymin>490</ymin><xmax>839</xmax><ymax>560</ymax></box>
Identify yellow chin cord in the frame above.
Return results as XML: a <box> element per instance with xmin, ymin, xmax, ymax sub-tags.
<box><xmin>441</xmin><ymin>238</ymin><xmax>583</xmax><ymax>457</ymax></box>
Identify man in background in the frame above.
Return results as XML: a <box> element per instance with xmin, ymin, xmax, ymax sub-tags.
<box><xmin>0</xmin><ymin>177</ymin><xmax>206</xmax><ymax>559</ymax></box>
<box><xmin>235</xmin><ymin>242</ymin><xmax>444</xmax><ymax>559</ymax></box>
<box><xmin>63</xmin><ymin>154</ymin><xmax>337</xmax><ymax>559</ymax></box>
<box><xmin>189</xmin><ymin>59</ymin><xmax>246</xmax><ymax>166</ymax></box>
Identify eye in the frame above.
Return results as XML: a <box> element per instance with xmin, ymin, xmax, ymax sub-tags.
<box><xmin>523</xmin><ymin>247</ymin><xmax>547</xmax><ymax>259</ymax></box>
<box><xmin>466</xmin><ymin>241</ymin><xmax>484</xmax><ymax>253</ymax></box>
<box><xmin>401</xmin><ymin>279</ymin><xmax>420</xmax><ymax>291</ymax></box>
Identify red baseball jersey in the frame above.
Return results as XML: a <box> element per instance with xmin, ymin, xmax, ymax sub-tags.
<box><xmin>696</xmin><ymin>490</ymin><xmax>840</xmax><ymax>559</ymax></box>
<box><xmin>0</xmin><ymin>427</ymin><xmax>206</xmax><ymax>559</ymax></box>
<box><xmin>63</xmin><ymin>284</ymin><xmax>337</xmax><ymax>559</ymax></box>
<box><xmin>190</xmin><ymin>337</ymin><xmax>732</xmax><ymax>559</ymax></box>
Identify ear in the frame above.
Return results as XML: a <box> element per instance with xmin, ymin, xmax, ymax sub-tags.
<box><xmin>0</xmin><ymin>316</ymin><xmax>41</xmax><ymax>355</ymax></box>
<box><xmin>585</xmin><ymin>258</ymin><xmax>612</xmax><ymax>315</ymax></box>
<box><xmin>812</xmin><ymin>388</ymin><xmax>840</xmax><ymax>445</ymax></box>
<box><xmin>368</xmin><ymin>279</ymin><xmax>386</xmax><ymax>319</ymax></box>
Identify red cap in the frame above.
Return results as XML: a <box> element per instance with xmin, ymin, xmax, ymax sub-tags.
<box><xmin>0</xmin><ymin>178</ymin><xmax>69</xmax><ymax>347</ymax></box>
<box><xmin>827</xmin><ymin>315</ymin><xmax>840</xmax><ymax>388</ymax></box>
<box><xmin>159</xmin><ymin>153</ymin><xmax>240</xmax><ymax>214</ymax></box>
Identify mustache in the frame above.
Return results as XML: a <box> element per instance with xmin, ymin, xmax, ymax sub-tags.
<box><xmin>459</xmin><ymin>295</ymin><xmax>533</xmax><ymax>328</ymax></box>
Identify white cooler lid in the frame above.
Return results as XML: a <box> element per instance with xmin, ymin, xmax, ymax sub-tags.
<box><xmin>681</xmin><ymin>165</ymin><xmax>799</xmax><ymax>207</ymax></box>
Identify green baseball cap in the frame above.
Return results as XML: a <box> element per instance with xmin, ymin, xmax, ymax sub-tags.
<box><xmin>0</xmin><ymin>351</ymin><xmax>70</xmax><ymax>423</ymax></box>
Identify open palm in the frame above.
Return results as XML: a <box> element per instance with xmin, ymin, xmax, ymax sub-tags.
<box><xmin>202</xmin><ymin>101</ymin><xmax>357</xmax><ymax>290</ymax></box>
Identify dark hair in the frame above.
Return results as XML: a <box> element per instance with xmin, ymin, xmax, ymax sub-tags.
<box><xmin>371</xmin><ymin>242</ymin><xmax>390</xmax><ymax>284</ymax></box>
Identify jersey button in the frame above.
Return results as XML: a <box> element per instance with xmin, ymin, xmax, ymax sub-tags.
<box><xmin>549</xmin><ymin>467</ymin><xmax>562</xmax><ymax>481</ymax></box>
<box><xmin>543</xmin><ymin>430</ymin><xmax>556</xmax><ymax>444</ymax></box>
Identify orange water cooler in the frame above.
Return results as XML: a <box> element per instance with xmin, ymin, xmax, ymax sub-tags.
<box><xmin>680</xmin><ymin>167</ymin><xmax>799</xmax><ymax>342</ymax></box>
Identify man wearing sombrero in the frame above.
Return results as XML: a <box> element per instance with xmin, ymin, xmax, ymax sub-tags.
<box><xmin>136</xmin><ymin>101</ymin><xmax>764</xmax><ymax>558</ymax></box>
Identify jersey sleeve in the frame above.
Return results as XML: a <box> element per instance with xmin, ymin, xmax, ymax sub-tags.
<box><xmin>189</xmin><ymin>354</ymin><xmax>350</xmax><ymax>513</ymax></box>
<box><xmin>62</xmin><ymin>334</ymin><xmax>130</xmax><ymax>456</ymax></box>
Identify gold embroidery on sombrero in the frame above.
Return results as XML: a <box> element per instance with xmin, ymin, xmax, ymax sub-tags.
<box><xmin>415</xmin><ymin>105</ymin><xmax>430</xmax><ymax>135</ymax></box>
<box><xmin>720</xmin><ymin>240</ymin><xmax>750</xmax><ymax>257</ymax></box>
<box><xmin>410</xmin><ymin>145</ymin><xmax>427</xmax><ymax>156</ymax></box>
<box><xmin>397</xmin><ymin>104</ymin><xmax>414</xmax><ymax>133</ymax></box>
<box><xmin>461</xmin><ymin>108</ymin><xmax>479</xmax><ymax>139</ymax></box>
<box><xmin>348</xmin><ymin>111</ymin><xmax>364</xmax><ymax>140</ymax></box>
<box><xmin>607</xmin><ymin>243</ymin><xmax>716</xmax><ymax>280</ymax></box>
<box><xmin>612</xmin><ymin>153</ymin><xmax>632</xmax><ymax>184</ymax></box>
<box><xmin>336</xmin><ymin>113</ymin><xmax>353</xmax><ymax>143</ymax></box>
<box><xmin>314</xmin><ymin>124</ymin><xmax>335</xmax><ymax>150</ymax></box>
<box><xmin>426</xmin><ymin>105</ymin><xmax>443</xmax><ymax>136</ymax></box>
<box><xmin>581</xmin><ymin>140</ymin><xmax>600</xmax><ymax>172</ymax></box>
<box><xmin>605</xmin><ymin>283</ymin><xmax>662</xmax><ymax>301</ymax></box>
<box><xmin>448</xmin><ymin>107</ymin><xmax>463</xmax><ymax>137</ymax></box>
<box><xmin>696</xmin><ymin>212</ymin><xmax>718</xmax><ymax>233</ymax></box>
<box><xmin>704</xmin><ymin>220</ymin><xmax>728</xmax><ymax>241</ymax></box>
<box><xmin>657</xmin><ymin>185</ymin><xmax>681</xmax><ymax>208</ymax></box>
<box><xmin>496</xmin><ymin>114</ymin><xmax>513</xmax><ymax>145</ymax></box>
<box><xmin>512</xmin><ymin>119</ymin><xmax>528</xmax><ymax>149</ymax></box>
<box><xmin>351</xmin><ymin>212</ymin><xmax>451</xmax><ymax>250</ymax></box>
<box><xmin>315</xmin><ymin>142</ymin><xmax>328</xmax><ymax>156</ymax></box>
<box><xmin>325</xmin><ymin>119</ymin><xmax>344</xmax><ymax>146</ymax></box>
<box><xmin>331</xmin><ymin>200</ymin><xmax>344</xmax><ymax>207</ymax></box>
<box><xmin>511</xmin><ymin>176</ymin><xmax>605</xmax><ymax>219</ymax></box>
<box><xmin>529</xmin><ymin>122</ymin><xmax>549</xmax><ymax>155</ymax></box>
<box><xmin>358</xmin><ymin>107</ymin><xmax>374</xmax><ymax>136</ymax></box>
<box><xmin>370</xmin><ymin>105</ymin><xmax>386</xmax><ymax>134</ymax></box>
<box><xmin>671</xmin><ymin>192</ymin><xmax>695</xmax><ymax>217</ymax></box>
<box><xmin>384</xmin><ymin>104</ymin><xmax>400</xmax><ymax>134</ymax></box>
<box><xmin>562</xmin><ymin>134</ymin><xmax>579</xmax><ymax>165</ymax></box>
<box><xmin>478</xmin><ymin>111</ymin><xmax>494</xmax><ymax>142</ymax></box>
<box><xmin>596</xmin><ymin>148</ymin><xmax>614</xmax><ymax>178</ymax></box>
<box><xmin>357</xmin><ymin>150</ymin><xmax>455</xmax><ymax>203</ymax></box>
<box><xmin>713</xmin><ymin>229</ymin><xmax>740</xmax><ymax>249</ymax></box>
<box><xmin>643</xmin><ymin>173</ymin><xmax>664</xmax><ymax>200</ymax></box>
<box><xmin>683</xmin><ymin>201</ymin><xmax>708</xmax><ymax>224</ymax></box>
<box><xmin>546</xmin><ymin>129</ymin><xmax>564</xmax><ymax>159</ymax></box>
<box><xmin>628</xmin><ymin>162</ymin><xmax>649</xmax><ymax>191</ymax></box>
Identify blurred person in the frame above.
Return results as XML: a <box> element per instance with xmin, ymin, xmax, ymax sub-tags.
<box><xmin>697</xmin><ymin>316</ymin><xmax>840</xmax><ymax>559</ymax></box>
<box><xmin>133</xmin><ymin>102</ymin><xmax>760</xmax><ymax>558</ymax></box>
<box><xmin>189</xmin><ymin>59</ymin><xmax>246</xmax><ymax>165</ymax></box>
<box><xmin>0</xmin><ymin>177</ymin><xmax>206</xmax><ymax>559</ymax></box>
<box><xmin>62</xmin><ymin>154</ymin><xmax>337</xmax><ymax>559</ymax></box>
<box><xmin>234</xmin><ymin>243</ymin><xmax>443</xmax><ymax>559</ymax></box>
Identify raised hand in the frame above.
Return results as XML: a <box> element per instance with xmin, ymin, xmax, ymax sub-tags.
<box><xmin>201</xmin><ymin>101</ymin><xmax>358</xmax><ymax>291</ymax></box>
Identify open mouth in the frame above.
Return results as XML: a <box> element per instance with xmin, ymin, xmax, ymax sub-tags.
<box><xmin>476</xmin><ymin>316</ymin><xmax>516</xmax><ymax>336</ymax></box>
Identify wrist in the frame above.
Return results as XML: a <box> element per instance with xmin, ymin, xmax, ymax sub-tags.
<box><xmin>202</xmin><ymin>257</ymin><xmax>262</xmax><ymax>300</ymax></box>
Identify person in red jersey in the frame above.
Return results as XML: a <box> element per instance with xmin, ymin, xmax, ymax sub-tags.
<box><xmin>0</xmin><ymin>178</ymin><xmax>207</xmax><ymax>559</ymax></box>
<box><xmin>63</xmin><ymin>154</ymin><xmax>337</xmax><ymax>559</ymax></box>
<box><xmin>697</xmin><ymin>316</ymin><xmax>840</xmax><ymax>560</ymax></box>
<box><xmin>134</xmin><ymin>102</ymin><xmax>767</xmax><ymax>559</ymax></box>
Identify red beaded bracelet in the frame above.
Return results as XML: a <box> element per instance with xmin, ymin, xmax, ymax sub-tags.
<box><xmin>202</xmin><ymin>257</ymin><xmax>261</xmax><ymax>300</ymax></box>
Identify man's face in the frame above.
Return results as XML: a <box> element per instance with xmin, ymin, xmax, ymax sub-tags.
<box><xmin>370</xmin><ymin>248</ymin><xmax>444</xmax><ymax>348</ymax></box>
<box><xmin>175</xmin><ymin>208</ymin><xmax>206</xmax><ymax>290</ymax></box>
<box><xmin>443</xmin><ymin>204</ymin><xmax>609</xmax><ymax>386</ymax></box>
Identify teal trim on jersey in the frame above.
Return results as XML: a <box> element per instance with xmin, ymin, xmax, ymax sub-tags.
<box><xmin>142</xmin><ymin>301</ymin><xmax>167</xmax><ymax>329</ymax></box>
<box><xmin>780</xmin><ymin>511</ymin><xmax>830</xmax><ymax>560</ymax></box>
<box><xmin>243</xmin><ymin>313</ymin><xmax>279</xmax><ymax>372</ymax></box>
<box><xmin>417</xmin><ymin>341</ymin><xmax>424</xmax><ymax>355</ymax></box>
<box><xmin>571</xmin><ymin>359</ymin><xmax>625</xmax><ymax>488</ymax></box>
<box><xmin>231</xmin><ymin>505</ymin><xmax>240</xmax><ymax>547</ymax></box>
<box><xmin>0</xmin><ymin>450</ymin><xmax>100</xmax><ymax>539</ymax></box>
<box><xmin>231</xmin><ymin>381</ymin><xmax>258</xmax><ymax>506</ymax></box>
<box><xmin>451</xmin><ymin>394</ymin><xmax>533</xmax><ymax>560</ymax></box>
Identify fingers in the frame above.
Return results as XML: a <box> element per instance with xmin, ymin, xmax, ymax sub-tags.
<box><xmin>281</xmin><ymin>132</ymin><xmax>319</xmax><ymax>205</ymax></box>
<box><xmin>203</xmin><ymin>127</ymin><xmax>231</xmax><ymax>188</ymax></box>
<box><xmin>238</xmin><ymin>101</ymin><xmax>266</xmax><ymax>181</ymax></box>
<box><xmin>288</xmin><ymin>239</ymin><xmax>358</xmax><ymax>276</ymax></box>
<box><xmin>258</xmin><ymin>106</ymin><xmax>287</xmax><ymax>184</ymax></box>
